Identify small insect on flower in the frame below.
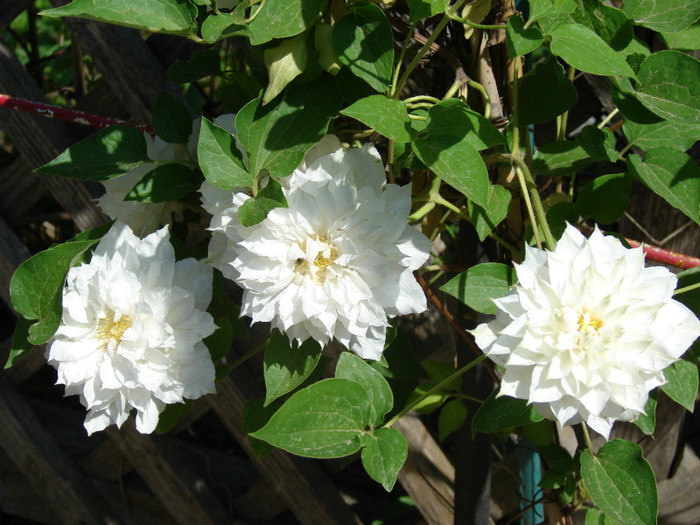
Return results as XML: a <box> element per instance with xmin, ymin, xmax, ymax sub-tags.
<box><xmin>47</xmin><ymin>221</ymin><xmax>217</xmax><ymax>435</ymax></box>
<box><xmin>471</xmin><ymin>223</ymin><xmax>700</xmax><ymax>439</ymax></box>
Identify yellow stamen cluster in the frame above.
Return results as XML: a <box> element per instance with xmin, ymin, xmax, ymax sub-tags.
<box><xmin>577</xmin><ymin>309</ymin><xmax>604</xmax><ymax>334</ymax></box>
<box><xmin>96</xmin><ymin>311</ymin><xmax>132</xmax><ymax>351</ymax></box>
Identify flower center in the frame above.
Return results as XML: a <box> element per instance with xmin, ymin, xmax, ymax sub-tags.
<box><xmin>577</xmin><ymin>309</ymin><xmax>604</xmax><ymax>334</ymax></box>
<box><xmin>294</xmin><ymin>235</ymin><xmax>340</xmax><ymax>283</ymax></box>
<box><xmin>96</xmin><ymin>311</ymin><xmax>131</xmax><ymax>351</ymax></box>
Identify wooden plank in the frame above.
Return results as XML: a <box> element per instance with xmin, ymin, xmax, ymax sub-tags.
<box><xmin>106</xmin><ymin>419</ymin><xmax>231</xmax><ymax>525</ymax></box>
<box><xmin>0</xmin><ymin>213</ymin><xmax>30</xmax><ymax>307</ymax></box>
<box><xmin>0</xmin><ymin>37</ymin><xmax>106</xmax><ymax>231</ymax></box>
<box><xmin>0</xmin><ymin>371</ymin><xmax>124</xmax><ymax>524</ymax></box>
<box><xmin>51</xmin><ymin>0</ymin><xmax>191</xmax><ymax>123</ymax></box>
<box><xmin>658</xmin><ymin>445</ymin><xmax>700</xmax><ymax>524</ymax></box>
<box><xmin>394</xmin><ymin>413</ymin><xmax>456</xmax><ymax>524</ymax></box>
<box><xmin>208</xmin><ymin>376</ymin><xmax>363</xmax><ymax>525</ymax></box>
<box><xmin>0</xmin><ymin>155</ymin><xmax>45</xmax><ymax>222</ymax></box>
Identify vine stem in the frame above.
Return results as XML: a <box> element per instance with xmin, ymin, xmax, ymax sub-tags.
<box><xmin>675</xmin><ymin>282</ymin><xmax>700</xmax><ymax>296</ymax></box>
<box><xmin>581</xmin><ymin>421</ymin><xmax>594</xmax><ymax>451</ymax></box>
<box><xmin>382</xmin><ymin>354</ymin><xmax>487</xmax><ymax>428</ymax></box>
<box><xmin>0</xmin><ymin>93</ymin><xmax>153</xmax><ymax>134</ymax></box>
<box><xmin>392</xmin><ymin>0</ymin><xmax>467</xmax><ymax>99</ymax></box>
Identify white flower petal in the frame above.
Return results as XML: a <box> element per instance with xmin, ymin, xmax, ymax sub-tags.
<box><xmin>48</xmin><ymin>221</ymin><xmax>217</xmax><ymax>435</ymax></box>
<box><xmin>473</xmin><ymin>223</ymin><xmax>700</xmax><ymax>439</ymax></box>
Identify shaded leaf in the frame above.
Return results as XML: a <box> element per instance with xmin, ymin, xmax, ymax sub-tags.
<box><xmin>36</xmin><ymin>126</ymin><xmax>147</xmax><ymax>180</ymax></box>
<box><xmin>263</xmin><ymin>33</ymin><xmax>308</xmax><ymax>105</ymax></box>
<box><xmin>441</xmin><ymin>263</ymin><xmax>515</xmax><ymax>314</ymax></box>
<box><xmin>531</xmin><ymin>141</ymin><xmax>591</xmax><ymax>177</ymax></box>
<box><xmin>517</xmin><ymin>57</ymin><xmax>578</xmax><ymax>125</ymax></box>
<box><xmin>633</xmin><ymin>389</ymin><xmax>657</xmax><ymax>435</ymax></box>
<box><xmin>125</xmin><ymin>164</ymin><xmax>199</xmax><ymax>203</ymax></box>
<box><xmin>438</xmin><ymin>399</ymin><xmax>468</xmax><ymax>440</ymax></box>
<box><xmin>263</xmin><ymin>330</ymin><xmax>323</xmax><ymax>406</ymax></box>
<box><xmin>472</xmin><ymin>389</ymin><xmax>544</xmax><ymax>435</ymax></box>
<box><xmin>248</xmin><ymin>0</ymin><xmax>324</xmax><ymax>45</ymax></box>
<box><xmin>333</xmin><ymin>2</ymin><xmax>393</xmax><ymax>92</ymax></box>
<box><xmin>152</xmin><ymin>92</ymin><xmax>193</xmax><ymax>144</ymax></box>
<box><xmin>575</xmin><ymin>173</ymin><xmax>632</xmax><ymax>224</ymax></box>
<box><xmin>627</xmin><ymin>148</ymin><xmax>700</xmax><ymax>224</ymax></box>
<box><xmin>167</xmin><ymin>49</ymin><xmax>221</xmax><ymax>84</ymax></box>
<box><xmin>506</xmin><ymin>15</ymin><xmax>544</xmax><ymax>57</ymax></box>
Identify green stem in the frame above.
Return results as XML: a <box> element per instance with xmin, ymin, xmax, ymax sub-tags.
<box><xmin>467</xmin><ymin>80</ymin><xmax>491</xmax><ymax>119</ymax></box>
<box><xmin>597</xmin><ymin>108</ymin><xmax>619</xmax><ymax>129</ymax></box>
<box><xmin>408</xmin><ymin>201</ymin><xmax>436</xmax><ymax>222</ymax></box>
<box><xmin>443</xmin><ymin>78</ymin><xmax>462</xmax><ymax>100</ymax></box>
<box><xmin>514</xmin><ymin>165</ymin><xmax>542</xmax><ymax>249</ymax></box>
<box><xmin>674</xmin><ymin>281</ymin><xmax>700</xmax><ymax>296</ymax></box>
<box><xmin>404</xmin><ymin>95</ymin><xmax>441</xmax><ymax>104</ymax></box>
<box><xmin>581</xmin><ymin>421</ymin><xmax>594</xmax><ymax>451</ymax></box>
<box><xmin>406</xmin><ymin>102</ymin><xmax>436</xmax><ymax>110</ymax></box>
<box><xmin>383</xmin><ymin>355</ymin><xmax>487</xmax><ymax>428</ymax></box>
<box><xmin>390</xmin><ymin>21</ymin><xmax>417</xmax><ymax>98</ymax></box>
<box><xmin>448</xmin><ymin>14</ymin><xmax>506</xmax><ymax>30</ymax></box>
<box><xmin>392</xmin><ymin>0</ymin><xmax>467</xmax><ymax>99</ymax></box>
<box><xmin>513</xmin><ymin>157</ymin><xmax>556</xmax><ymax>250</ymax></box>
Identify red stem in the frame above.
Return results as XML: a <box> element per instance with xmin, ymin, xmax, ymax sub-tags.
<box><xmin>0</xmin><ymin>93</ymin><xmax>154</xmax><ymax>134</ymax></box>
<box><xmin>625</xmin><ymin>238</ymin><xmax>700</xmax><ymax>270</ymax></box>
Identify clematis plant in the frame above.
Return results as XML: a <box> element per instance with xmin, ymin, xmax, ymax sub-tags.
<box><xmin>6</xmin><ymin>0</ymin><xmax>700</xmax><ymax>522</ymax></box>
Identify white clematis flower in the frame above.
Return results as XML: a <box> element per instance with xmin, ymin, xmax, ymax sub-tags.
<box><xmin>48</xmin><ymin>221</ymin><xmax>217</xmax><ymax>435</ymax></box>
<box><xmin>204</xmin><ymin>135</ymin><xmax>431</xmax><ymax>360</ymax></box>
<box><xmin>472</xmin><ymin>223</ymin><xmax>700</xmax><ymax>438</ymax></box>
<box><xmin>96</xmin><ymin>120</ymin><xmax>200</xmax><ymax>236</ymax></box>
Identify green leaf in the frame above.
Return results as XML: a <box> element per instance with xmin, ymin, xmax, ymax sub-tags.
<box><xmin>575</xmin><ymin>173</ymin><xmax>632</xmax><ymax>225</ymax></box>
<box><xmin>248</xmin><ymin>0</ymin><xmax>324</xmax><ymax>45</ymax></box>
<box><xmin>152</xmin><ymin>93</ymin><xmax>193</xmax><ymax>144</ymax></box>
<box><xmin>438</xmin><ymin>399</ymin><xmax>468</xmax><ymax>440</ymax></box>
<box><xmin>6</xmin><ymin>316</ymin><xmax>33</xmax><ymax>369</ymax></box>
<box><xmin>341</xmin><ymin>95</ymin><xmax>412</xmax><ymax>143</ymax></box>
<box><xmin>516</xmin><ymin>56</ymin><xmax>578</xmax><ymax>126</ymax></box>
<box><xmin>237</xmin><ymin>197</ymin><xmax>279</xmax><ymax>227</ymax></box>
<box><xmin>661</xmin><ymin>22</ymin><xmax>700</xmax><ymax>50</ymax></box>
<box><xmin>531</xmin><ymin>141</ymin><xmax>591</xmax><ymax>177</ymax></box>
<box><xmin>466</xmin><ymin>185</ymin><xmax>512</xmax><ymax>241</ymax></box>
<box><xmin>263</xmin><ymin>330</ymin><xmax>323</xmax><ymax>406</ymax></box>
<box><xmin>336</xmin><ymin>352</ymin><xmax>393</xmax><ymax>427</ymax></box>
<box><xmin>506</xmin><ymin>15</ymin><xmax>544</xmax><ymax>56</ymax></box>
<box><xmin>422</xmin><ymin>361</ymin><xmax>462</xmax><ymax>390</ymax></box>
<box><xmin>623</xmin><ymin>119</ymin><xmax>700</xmax><ymax>152</ymax></box>
<box><xmin>585</xmin><ymin>508</ymin><xmax>619</xmax><ymax>525</ymax></box>
<box><xmin>244</xmin><ymin>397</ymin><xmax>279</xmax><ymax>458</ymax></box>
<box><xmin>333</xmin><ymin>2</ymin><xmax>394</xmax><ymax>93</ymax></box>
<box><xmin>421</xmin><ymin>99</ymin><xmax>505</xmax><ymax>150</ymax></box>
<box><xmin>580</xmin><ymin>440</ymin><xmax>658</xmax><ymax>525</ymax></box>
<box><xmin>549</xmin><ymin>24</ymin><xmax>636</xmax><ymax>78</ymax></box>
<box><xmin>36</xmin><ymin>126</ymin><xmax>147</xmax><ymax>180</ymax></box>
<box><xmin>627</xmin><ymin>149</ymin><xmax>700</xmax><ymax>225</ymax></box>
<box><xmin>576</xmin><ymin>126</ymin><xmax>618</xmax><ymax>162</ymax></box>
<box><xmin>201</xmin><ymin>12</ymin><xmax>248</xmax><ymax>43</ymax></box>
<box><xmin>411</xmin><ymin>99</ymin><xmax>503</xmax><ymax>208</ymax></box>
<box><xmin>635</xmin><ymin>51</ymin><xmax>700</xmax><ymax>123</ymax></box>
<box><xmin>634</xmin><ymin>390</ymin><xmax>658</xmax><ymax>435</ymax></box>
<box><xmin>125</xmin><ymin>164</ymin><xmax>199</xmax><ymax>203</ymax></box>
<box><xmin>623</xmin><ymin>0</ymin><xmax>700</xmax><ymax>33</ymax></box>
<box><xmin>10</xmin><ymin>223</ymin><xmax>112</xmax><ymax>344</ymax></box>
<box><xmin>252</xmin><ymin>378</ymin><xmax>371</xmax><ymax>458</ymax></box>
<box><xmin>611</xmin><ymin>87</ymin><xmax>664</xmax><ymax>125</ymax></box>
<box><xmin>440</xmin><ymin>262</ymin><xmax>515</xmax><ymax>315</ymax></box>
<box><xmin>41</xmin><ymin>0</ymin><xmax>196</xmax><ymax>36</ymax></box>
<box><xmin>315</xmin><ymin>23</ymin><xmax>342</xmax><ymax>75</ymax></box>
<box><xmin>263</xmin><ymin>33</ymin><xmax>308</xmax><ymax>105</ymax></box>
<box><xmin>528</xmin><ymin>0</ymin><xmax>576</xmax><ymax>24</ymax></box>
<box><xmin>155</xmin><ymin>400</ymin><xmax>192</xmax><ymax>434</ymax></box>
<box><xmin>472</xmin><ymin>389</ymin><xmax>544</xmax><ymax>435</ymax></box>
<box><xmin>197</xmin><ymin>117</ymin><xmax>252</xmax><ymax>190</ymax></box>
<box><xmin>546</xmin><ymin>201</ymin><xmax>579</xmax><ymax>240</ymax></box>
<box><xmin>236</xmin><ymin>76</ymin><xmax>342</xmax><ymax>179</ymax></box>
<box><xmin>573</xmin><ymin>2</ymin><xmax>633</xmax><ymax>51</ymax></box>
<box><xmin>406</xmin><ymin>383</ymin><xmax>448</xmax><ymax>414</ymax></box>
<box><xmin>167</xmin><ymin>49</ymin><xmax>221</xmax><ymax>84</ymax></box>
<box><xmin>539</xmin><ymin>444</ymin><xmax>574</xmax><ymax>473</ymax></box>
<box><xmin>360</xmin><ymin>427</ymin><xmax>407</xmax><ymax>491</ymax></box>
<box><xmin>662</xmin><ymin>353</ymin><xmax>699</xmax><ymax>412</ymax></box>
<box><xmin>406</xmin><ymin>0</ymin><xmax>445</xmax><ymax>21</ymax></box>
